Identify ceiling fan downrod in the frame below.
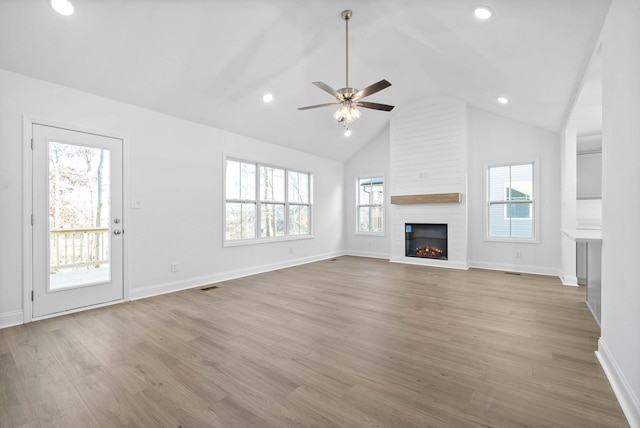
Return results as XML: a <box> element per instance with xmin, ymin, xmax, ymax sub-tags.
<box><xmin>342</xmin><ymin>10</ymin><xmax>352</xmax><ymax>92</ymax></box>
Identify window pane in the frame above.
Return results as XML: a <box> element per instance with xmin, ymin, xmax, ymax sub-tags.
<box><xmin>225</xmin><ymin>160</ymin><xmax>240</xmax><ymax>200</ymax></box>
<box><xmin>509</xmin><ymin>164</ymin><xmax>532</xmax><ymax>201</ymax></box>
<box><xmin>289</xmin><ymin>205</ymin><xmax>310</xmax><ymax>235</ymax></box>
<box><xmin>288</xmin><ymin>171</ymin><xmax>309</xmax><ymax>204</ymax></box>
<box><xmin>489</xmin><ymin>166</ymin><xmax>509</xmax><ymax>201</ymax></box>
<box><xmin>511</xmin><ymin>211</ymin><xmax>533</xmax><ymax>238</ymax></box>
<box><xmin>226</xmin><ymin>160</ymin><xmax>255</xmax><ymax>201</ymax></box>
<box><xmin>359</xmin><ymin>206</ymin><xmax>383</xmax><ymax>233</ymax></box>
<box><xmin>508</xmin><ymin>202</ymin><xmax>531</xmax><ymax>219</ymax></box>
<box><xmin>358</xmin><ymin>206</ymin><xmax>371</xmax><ymax>232</ymax></box>
<box><xmin>359</xmin><ymin>177</ymin><xmax>383</xmax><ymax>205</ymax></box>
<box><xmin>259</xmin><ymin>166</ymin><xmax>285</xmax><ymax>202</ymax></box>
<box><xmin>489</xmin><ymin>203</ymin><xmax>510</xmax><ymax>237</ymax></box>
<box><xmin>225</xmin><ymin>202</ymin><xmax>256</xmax><ymax>240</ymax></box>
<box><xmin>260</xmin><ymin>203</ymin><xmax>285</xmax><ymax>237</ymax></box>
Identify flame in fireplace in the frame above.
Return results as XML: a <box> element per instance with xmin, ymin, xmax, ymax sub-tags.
<box><xmin>414</xmin><ymin>246</ymin><xmax>445</xmax><ymax>258</ymax></box>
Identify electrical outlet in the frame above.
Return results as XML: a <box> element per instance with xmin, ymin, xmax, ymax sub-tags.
<box><xmin>289</xmin><ymin>247</ymin><xmax>294</xmax><ymax>254</ymax></box>
<box><xmin>171</xmin><ymin>263</ymin><xmax>178</xmax><ymax>272</ymax></box>
<box><xmin>515</xmin><ymin>251</ymin><xmax>522</xmax><ymax>259</ymax></box>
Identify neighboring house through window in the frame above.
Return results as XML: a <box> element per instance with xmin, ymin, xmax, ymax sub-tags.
<box><xmin>357</xmin><ymin>176</ymin><xmax>384</xmax><ymax>234</ymax></box>
<box><xmin>487</xmin><ymin>163</ymin><xmax>535</xmax><ymax>240</ymax></box>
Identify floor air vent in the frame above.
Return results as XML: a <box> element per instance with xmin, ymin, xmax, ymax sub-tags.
<box><xmin>201</xmin><ymin>285</ymin><xmax>219</xmax><ymax>291</ymax></box>
<box><xmin>504</xmin><ymin>272</ymin><xmax>521</xmax><ymax>276</ymax></box>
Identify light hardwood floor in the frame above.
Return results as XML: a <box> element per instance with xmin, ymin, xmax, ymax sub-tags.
<box><xmin>0</xmin><ymin>256</ymin><xmax>629</xmax><ymax>427</ymax></box>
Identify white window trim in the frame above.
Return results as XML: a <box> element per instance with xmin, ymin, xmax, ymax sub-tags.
<box><xmin>484</xmin><ymin>161</ymin><xmax>540</xmax><ymax>243</ymax></box>
<box><xmin>355</xmin><ymin>175</ymin><xmax>385</xmax><ymax>236</ymax></box>
<box><xmin>223</xmin><ymin>155</ymin><xmax>313</xmax><ymax>246</ymax></box>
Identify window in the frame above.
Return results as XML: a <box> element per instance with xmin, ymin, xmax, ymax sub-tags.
<box><xmin>225</xmin><ymin>158</ymin><xmax>311</xmax><ymax>242</ymax></box>
<box><xmin>357</xmin><ymin>176</ymin><xmax>384</xmax><ymax>234</ymax></box>
<box><xmin>488</xmin><ymin>163</ymin><xmax>534</xmax><ymax>239</ymax></box>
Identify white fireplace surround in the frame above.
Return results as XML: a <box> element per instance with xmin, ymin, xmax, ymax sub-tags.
<box><xmin>389</xmin><ymin>96</ymin><xmax>468</xmax><ymax>269</ymax></box>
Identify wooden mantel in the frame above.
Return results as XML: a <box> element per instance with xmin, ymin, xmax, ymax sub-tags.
<box><xmin>390</xmin><ymin>193</ymin><xmax>461</xmax><ymax>205</ymax></box>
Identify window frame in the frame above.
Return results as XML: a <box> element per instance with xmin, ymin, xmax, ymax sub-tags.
<box><xmin>356</xmin><ymin>175</ymin><xmax>385</xmax><ymax>236</ymax></box>
<box><xmin>223</xmin><ymin>155</ymin><xmax>313</xmax><ymax>246</ymax></box>
<box><xmin>485</xmin><ymin>161</ymin><xmax>539</xmax><ymax>243</ymax></box>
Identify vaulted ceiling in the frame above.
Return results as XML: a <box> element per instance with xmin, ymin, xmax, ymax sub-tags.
<box><xmin>0</xmin><ymin>0</ymin><xmax>609</xmax><ymax>161</ymax></box>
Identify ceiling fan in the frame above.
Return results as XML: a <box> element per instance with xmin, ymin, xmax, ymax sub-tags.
<box><xmin>298</xmin><ymin>10</ymin><xmax>394</xmax><ymax>125</ymax></box>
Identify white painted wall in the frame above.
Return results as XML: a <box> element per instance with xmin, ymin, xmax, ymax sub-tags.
<box><xmin>344</xmin><ymin>127</ymin><xmax>391</xmax><ymax>258</ymax></box>
<box><xmin>597</xmin><ymin>0</ymin><xmax>640</xmax><ymax>425</ymax></box>
<box><xmin>0</xmin><ymin>69</ymin><xmax>344</xmax><ymax>327</ymax></box>
<box><xmin>466</xmin><ymin>107</ymin><xmax>561</xmax><ymax>276</ymax></box>
<box><xmin>577</xmin><ymin>152</ymin><xmax>602</xmax><ymax>199</ymax></box>
<box><xmin>560</xmin><ymin>128</ymin><xmax>578</xmax><ymax>285</ymax></box>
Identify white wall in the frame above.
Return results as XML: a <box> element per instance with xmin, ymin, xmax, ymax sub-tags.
<box><xmin>560</xmin><ymin>128</ymin><xmax>578</xmax><ymax>285</ymax></box>
<box><xmin>466</xmin><ymin>107</ymin><xmax>561</xmax><ymax>276</ymax></box>
<box><xmin>597</xmin><ymin>0</ymin><xmax>640</xmax><ymax>425</ymax></box>
<box><xmin>0</xmin><ymin>69</ymin><xmax>345</xmax><ymax>327</ymax></box>
<box><xmin>344</xmin><ymin>127</ymin><xmax>391</xmax><ymax>258</ymax></box>
<box><xmin>577</xmin><ymin>152</ymin><xmax>602</xmax><ymax>199</ymax></box>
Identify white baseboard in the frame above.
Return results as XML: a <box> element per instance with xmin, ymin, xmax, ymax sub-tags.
<box><xmin>467</xmin><ymin>260</ymin><xmax>561</xmax><ymax>278</ymax></box>
<box><xmin>561</xmin><ymin>274</ymin><xmax>579</xmax><ymax>287</ymax></box>
<box><xmin>129</xmin><ymin>250</ymin><xmax>346</xmax><ymax>301</ymax></box>
<box><xmin>344</xmin><ymin>250</ymin><xmax>390</xmax><ymax>260</ymax></box>
<box><xmin>389</xmin><ymin>256</ymin><xmax>469</xmax><ymax>270</ymax></box>
<box><xmin>0</xmin><ymin>310</ymin><xmax>24</xmax><ymax>329</ymax></box>
<box><xmin>596</xmin><ymin>338</ymin><xmax>640</xmax><ymax>428</ymax></box>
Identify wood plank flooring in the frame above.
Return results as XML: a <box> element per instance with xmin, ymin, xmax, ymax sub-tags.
<box><xmin>0</xmin><ymin>256</ymin><xmax>629</xmax><ymax>427</ymax></box>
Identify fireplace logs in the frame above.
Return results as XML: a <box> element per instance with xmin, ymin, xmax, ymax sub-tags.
<box><xmin>414</xmin><ymin>246</ymin><xmax>445</xmax><ymax>258</ymax></box>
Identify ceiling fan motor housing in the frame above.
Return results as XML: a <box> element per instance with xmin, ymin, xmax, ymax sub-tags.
<box><xmin>337</xmin><ymin>87</ymin><xmax>358</xmax><ymax>101</ymax></box>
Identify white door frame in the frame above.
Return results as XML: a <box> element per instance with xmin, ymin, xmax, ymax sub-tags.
<box><xmin>23</xmin><ymin>116</ymin><xmax>130</xmax><ymax>322</ymax></box>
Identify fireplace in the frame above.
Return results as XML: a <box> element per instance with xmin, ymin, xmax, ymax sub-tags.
<box><xmin>405</xmin><ymin>223</ymin><xmax>448</xmax><ymax>260</ymax></box>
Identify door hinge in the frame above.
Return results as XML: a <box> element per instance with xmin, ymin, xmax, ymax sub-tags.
<box><xmin>31</xmin><ymin>214</ymin><xmax>34</xmax><ymax>226</ymax></box>
<box><xmin>30</xmin><ymin>138</ymin><xmax>34</xmax><ymax>150</ymax></box>
<box><xmin>31</xmin><ymin>291</ymin><xmax>34</xmax><ymax>301</ymax></box>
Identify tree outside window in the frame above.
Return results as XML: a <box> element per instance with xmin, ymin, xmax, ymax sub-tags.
<box><xmin>225</xmin><ymin>158</ymin><xmax>311</xmax><ymax>242</ymax></box>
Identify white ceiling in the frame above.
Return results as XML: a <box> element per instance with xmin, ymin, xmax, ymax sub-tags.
<box><xmin>0</xmin><ymin>0</ymin><xmax>610</xmax><ymax>161</ymax></box>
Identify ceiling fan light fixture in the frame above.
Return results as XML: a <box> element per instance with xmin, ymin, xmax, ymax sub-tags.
<box><xmin>333</xmin><ymin>102</ymin><xmax>361</xmax><ymax>123</ymax></box>
<box><xmin>474</xmin><ymin>5</ymin><xmax>494</xmax><ymax>20</ymax></box>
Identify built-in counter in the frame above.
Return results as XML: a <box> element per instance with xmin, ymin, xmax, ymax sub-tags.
<box><xmin>562</xmin><ymin>228</ymin><xmax>602</xmax><ymax>325</ymax></box>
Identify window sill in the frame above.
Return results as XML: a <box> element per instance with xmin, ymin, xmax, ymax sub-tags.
<box><xmin>484</xmin><ymin>236</ymin><xmax>539</xmax><ymax>244</ymax></box>
<box><xmin>223</xmin><ymin>234</ymin><xmax>314</xmax><ymax>247</ymax></box>
<box><xmin>355</xmin><ymin>232</ymin><xmax>385</xmax><ymax>237</ymax></box>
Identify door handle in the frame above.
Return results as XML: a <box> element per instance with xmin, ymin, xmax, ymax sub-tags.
<box><xmin>113</xmin><ymin>229</ymin><xmax>122</xmax><ymax>235</ymax></box>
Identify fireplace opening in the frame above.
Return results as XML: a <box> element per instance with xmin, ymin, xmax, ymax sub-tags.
<box><xmin>405</xmin><ymin>223</ymin><xmax>448</xmax><ymax>260</ymax></box>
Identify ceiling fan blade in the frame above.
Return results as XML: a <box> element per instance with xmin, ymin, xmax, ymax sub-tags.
<box><xmin>357</xmin><ymin>101</ymin><xmax>395</xmax><ymax>112</ymax></box>
<box><xmin>312</xmin><ymin>81</ymin><xmax>341</xmax><ymax>99</ymax></box>
<box><xmin>298</xmin><ymin>102</ymin><xmax>340</xmax><ymax>111</ymax></box>
<box><xmin>353</xmin><ymin>79</ymin><xmax>392</xmax><ymax>100</ymax></box>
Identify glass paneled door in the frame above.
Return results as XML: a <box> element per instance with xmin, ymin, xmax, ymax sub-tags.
<box><xmin>32</xmin><ymin>124</ymin><xmax>124</xmax><ymax>318</ymax></box>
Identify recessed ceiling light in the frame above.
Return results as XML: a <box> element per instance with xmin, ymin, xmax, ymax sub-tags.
<box><xmin>262</xmin><ymin>93</ymin><xmax>273</xmax><ymax>103</ymax></box>
<box><xmin>497</xmin><ymin>96</ymin><xmax>509</xmax><ymax>104</ymax></box>
<box><xmin>50</xmin><ymin>0</ymin><xmax>74</xmax><ymax>16</ymax></box>
<box><xmin>344</xmin><ymin>129</ymin><xmax>352</xmax><ymax>137</ymax></box>
<box><xmin>474</xmin><ymin>5</ymin><xmax>494</xmax><ymax>20</ymax></box>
